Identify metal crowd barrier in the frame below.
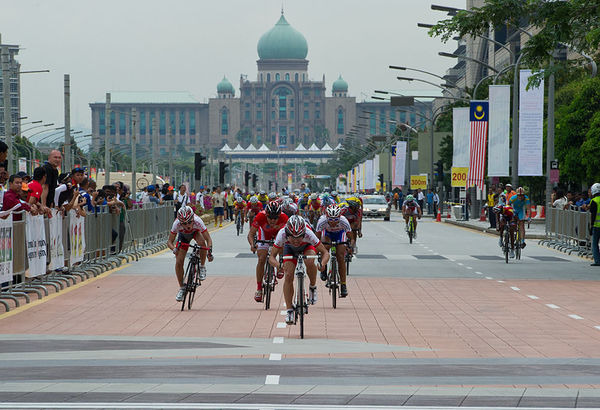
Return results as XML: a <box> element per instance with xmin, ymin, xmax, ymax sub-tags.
<box><xmin>0</xmin><ymin>202</ymin><xmax>175</xmax><ymax>311</ymax></box>
<box><xmin>539</xmin><ymin>204</ymin><xmax>592</xmax><ymax>258</ymax></box>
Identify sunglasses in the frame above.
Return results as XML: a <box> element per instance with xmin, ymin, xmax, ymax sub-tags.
<box><xmin>181</xmin><ymin>220</ymin><xmax>194</xmax><ymax>226</ymax></box>
<box><xmin>327</xmin><ymin>217</ymin><xmax>340</xmax><ymax>222</ymax></box>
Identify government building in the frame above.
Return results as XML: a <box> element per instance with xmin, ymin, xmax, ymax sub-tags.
<box><xmin>89</xmin><ymin>12</ymin><xmax>428</xmax><ymax>156</ymax></box>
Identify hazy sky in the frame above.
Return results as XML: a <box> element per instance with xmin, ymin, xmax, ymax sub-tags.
<box><xmin>1</xmin><ymin>0</ymin><xmax>466</xmax><ymax>139</ymax></box>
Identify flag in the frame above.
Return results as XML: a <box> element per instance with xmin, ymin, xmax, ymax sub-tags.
<box><xmin>466</xmin><ymin>101</ymin><xmax>489</xmax><ymax>188</ymax></box>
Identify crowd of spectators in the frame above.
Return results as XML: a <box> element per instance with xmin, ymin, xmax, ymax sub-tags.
<box><xmin>551</xmin><ymin>188</ymin><xmax>592</xmax><ymax>211</ymax></box>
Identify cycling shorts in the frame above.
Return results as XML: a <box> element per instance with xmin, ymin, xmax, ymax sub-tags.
<box><xmin>176</xmin><ymin>232</ymin><xmax>201</xmax><ymax>249</ymax></box>
<box><xmin>321</xmin><ymin>230</ymin><xmax>346</xmax><ymax>243</ymax></box>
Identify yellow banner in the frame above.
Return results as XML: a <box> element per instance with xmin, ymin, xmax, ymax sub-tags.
<box><xmin>410</xmin><ymin>175</ymin><xmax>427</xmax><ymax>190</ymax></box>
<box><xmin>451</xmin><ymin>167</ymin><xmax>469</xmax><ymax>187</ymax></box>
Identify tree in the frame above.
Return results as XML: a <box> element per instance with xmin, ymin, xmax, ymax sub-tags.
<box><xmin>430</xmin><ymin>0</ymin><xmax>600</xmax><ymax>80</ymax></box>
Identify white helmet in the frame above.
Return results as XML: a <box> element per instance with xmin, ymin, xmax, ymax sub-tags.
<box><xmin>591</xmin><ymin>183</ymin><xmax>600</xmax><ymax>196</ymax></box>
<box><xmin>249</xmin><ymin>196</ymin><xmax>259</xmax><ymax>204</ymax></box>
<box><xmin>310</xmin><ymin>193</ymin><xmax>318</xmax><ymax>200</ymax></box>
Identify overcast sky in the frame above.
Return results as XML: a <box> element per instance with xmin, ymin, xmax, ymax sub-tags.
<box><xmin>1</xmin><ymin>0</ymin><xmax>466</xmax><ymax>139</ymax></box>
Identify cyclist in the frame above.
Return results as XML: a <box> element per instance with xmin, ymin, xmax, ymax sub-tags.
<box><xmin>269</xmin><ymin>215</ymin><xmax>329</xmax><ymax>324</ymax></box>
<box><xmin>331</xmin><ymin>191</ymin><xmax>341</xmax><ymax>204</ymax></box>
<box><xmin>341</xmin><ymin>196</ymin><xmax>363</xmax><ymax>239</ymax></box>
<box><xmin>494</xmin><ymin>202</ymin><xmax>517</xmax><ymax>258</ymax></box>
<box><xmin>316</xmin><ymin>204</ymin><xmax>353</xmax><ymax>297</ymax></box>
<box><xmin>307</xmin><ymin>193</ymin><xmax>322</xmax><ymax>227</ymax></box>
<box><xmin>167</xmin><ymin>206</ymin><xmax>213</xmax><ymax>302</ymax></box>
<box><xmin>281</xmin><ymin>197</ymin><xmax>298</xmax><ymax>217</ymax></box>
<box><xmin>509</xmin><ymin>187</ymin><xmax>531</xmax><ymax>248</ymax></box>
<box><xmin>268</xmin><ymin>192</ymin><xmax>278</xmax><ymax>202</ymax></box>
<box><xmin>321</xmin><ymin>193</ymin><xmax>335</xmax><ymax>208</ymax></box>
<box><xmin>257</xmin><ymin>190</ymin><xmax>269</xmax><ymax>206</ymax></box>
<box><xmin>298</xmin><ymin>193</ymin><xmax>309</xmax><ymax>215</ymax></box>
<box><xmin>402</xmin><ymin>194</ymin><xmax>422</xmax><ymax>238</ymax></box>
<box><xmin>247</xmin><ymin>202</ymin><xmax>289</xmax><ymax>302</ymax></box>
<box><xmin>246</xmin><ymin>190</ymin><xmax>255</xmax><ymax>201</ymax></box>
<box><xmin>245</xmin><ymin>196</ymin><xmax>263</xmax><ymax>225</ymax></box>
<box><xmin>234</xmin><ymin>197</ymin><xmax>247</xmax><ymax>231</ymax></box>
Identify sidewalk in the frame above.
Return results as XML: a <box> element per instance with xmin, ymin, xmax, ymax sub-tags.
<box><xmin>443</xmin><ymin>217</ymin><xmax>547</xmax><ymax>239</ymax></box>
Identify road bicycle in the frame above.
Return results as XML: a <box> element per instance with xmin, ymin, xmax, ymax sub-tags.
<box><xmin>327</xmin><ymin>240</ymin><xmax>349</xmax><ymax>309</ymax></box>
<box><xmin>235</xmin><ymin>211</ymin><xmax>243</xmax><ymax>236</ymax></box>
<box><xmin>407</xmin><ymin>215</ymin><xmax>415</xmax><ymax>244</ymax></box>
<box><xmin>283</xmin><ymin>254</ymin><xmax>318</xmax><ymax>339</ymax></box>
<box><xmin>255</xmin><ymin>239</ymin><xmax>279</xmax><ymax>310</ymax></box>
<box><xmin>181</xmin><ymin>244</ymin><xmax>212</xmax><ymax>311</ymax></box>
<box><xmin>514</xmin><ymin>219</ymin><xmax>531</xmax><ymax>261</ymax></box>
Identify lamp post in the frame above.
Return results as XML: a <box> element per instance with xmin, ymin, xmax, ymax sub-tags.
<box><xmin>396</xmin><ymin>76</ymin><xmax>460</xmax><ymax>98</ymax></box>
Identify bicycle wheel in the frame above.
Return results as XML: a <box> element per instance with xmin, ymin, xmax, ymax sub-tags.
<box><xmin>297</xmin><ymin>274</ymin><xmax>305</xmax><ymax>339</ymax></box>
<box><xmin>504</xmin><ymin>230</ymin><xmax>510</xmax><ymax>264</ymax></box>
<box><xmin>330</xmin><ymin>256</ymin><xmax>337</xmax><ymax>309</ymax></box>
<box><xmin>345</xmin><ymin>253</ymin><xmax>351</xmax><ymax>276</ymax></box>
<box><xmin>187</xmin><ymin>262</ymin><xmax>200</xmax><ymax>310</ymax></box>
<box><xmin>515</xmin><ymin>230</ymin><xmax>521</xmax><ymax>260</ymax></box>
<box><xmin>264</xmin><ymin>263</ymin><xmax>273</xmax><ymax>310</ymax></box>
<box><xmin>408</xmin><ymin>218</ymin><xmax>414</xmax><ymax>244</ymax></box>
<box><xmin>181</xmin><ymin>261</ymin><xmax>194</xmax><ymax>311</ymax></box>
<box><xmin>236</xmin><ymin>216</ymin><xmax>241</xmax><ymax>236</ymax></box>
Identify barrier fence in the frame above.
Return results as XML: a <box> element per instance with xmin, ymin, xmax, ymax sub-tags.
<box><xmin>0</xmin><ymin>202</ymin><xmax>175</xmax><ymax>312</ymax></box>
<box><xmin>540</xmin><ymin>204</ymin><xmax>592</xmax><ymax>258</ymax></box>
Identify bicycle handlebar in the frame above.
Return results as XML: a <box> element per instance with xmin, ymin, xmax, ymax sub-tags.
<box><xmin>255</xmin><ymin>239</ymin><xmax>275</xmax><ymax>245</ymax></box>
<box><xmin>282</xmin><ymin>255</ymin><xmax>319</xmax><ymax>260</ymax></box>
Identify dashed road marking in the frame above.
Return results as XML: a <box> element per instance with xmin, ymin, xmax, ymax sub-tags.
<box><xmin>510</xmin><ymin>287</ymin><xmax>520</xmax><ymax>291</ymax></box>
<box><xmin>280</xmin><ymin>310</ymin><xmax>287</xmax><ymax>315</ymax></box>
<box><xmin>265</xmin><ymin>375</ymin><xmax>280</xmax><ymax>384</ymax></box>
<box><xmin>457</xmin><ymin>263</ymin><xmax>464</xmax><ymax>266</ymax></box>
<box><xmin>273</xmin><ymin>337</ymin><xmax>284</xmax><ymax>344</ymax></box>
<box><xmin>466</xmin><ymin>266</ymin><xmax>473</xmax><ymax>270</ymax></box>
<box><xmin>276</xmin><ymin>322</ymin><xmax>287</xmax><ymax>328</ymax></box>
<box><xmin>546</xmin><ymin>304</ymin><xmax>560</xmax><ymax>309</ymax></box>
<box><xmin>569</xmin><ymin>314</ymin><xmax>584</xmax><ymax>320</ymax></box>
<box><xmin>527</xmin><ymin>295</ymin><xmax>539</xmax><ymax>300</ymax></box>
<box><xmin>269</xmin><ymin>353</ymin><xmax>282</xmax><ymax>361</ymax></box>
<box><xmin>485</xmin><ymin>277</ymin><xmax>493</xmax><ymax>280</ymax></box>
<box><xmin>595</xmin><ymin>326</ymin><xmax>600</xmax><ymax>331</ymax></box>
<box><xmin>475</xmin><ymin>271</ymin><xmax>483</xmax><ymax>274</ymax></box>
<box><xmin>497</xmin><ymin>280</ymin><xmax>505</xmax><ymax>283</ymax></box>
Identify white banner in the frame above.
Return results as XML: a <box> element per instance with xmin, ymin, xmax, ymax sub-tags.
<box><xmin>452</xmin><ymin>107</ymin><xmax>470</xmax><ymax>167</ymax></box>
<box><xmin>18</xmin><ymin>158</ymin><xmax>27</xmax><ymax>173</ymax></box>
<box><xmin>488</xmin><ymin>85</ymin><xmax>511</xmax><ymax>176</ymax></box>
<box><xmin>48</xmin><ymin>209</ymin><xmax>65</xmax><ymax>271</ymax></box>
<box><xmin>373</xmin><ymin>155</ymin><xmax>380</xmax><ymax>189</ymax></box>
<box><xmin>26</xmin><ymin>213</ymin><xmax>47</xmax><ymax>278</ymax></box>
<box><xmin>518</xmin><ymin>69</ymin><xmax>545</xmax><ymax>176</ymax></box>
<box><xmin>0</xmin><ymin>217</ymin><xmax>13</xmax><ymax>283</ymax></box>
<box><xmin>365</xmin><ymin>159</ymin><xmax>374</xmax><ymax>190</ymax></box>
<box><xmin>394</xmin><ymin>141</ymin><xmax>407</xmax><ymax>187</ymax></box>
<box><xmin>69</xmin><ymin>210</ymin><xmax>86</xmax><ymax>266</ymax></box>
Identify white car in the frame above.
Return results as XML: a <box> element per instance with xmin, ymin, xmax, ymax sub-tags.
<box><xmin>361</xmin><ymin>195</ymin><xmax>391</xmax><ymax>221</ymax></box>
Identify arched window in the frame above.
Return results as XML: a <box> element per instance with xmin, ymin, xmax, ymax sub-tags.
<box><xmin>285</xmin><ymin>73</ymin><xmax>290</xmax><ymax>81</ymax></box>
<box><xmin>295</xmin><ymin>73</ymin><xmax>298</xmax><ymax>82</ymax></box>
<box><xmin>275</xmin><ymin>73</ymin><xmax>280</xmax><ymax>81</ymax></box>
<box><xmin>267</xmin><ymin>73</ymin><xmax>270</xmax><ymax>82</ymax></box>
<box><xmin>221</xmin><ymin>108</ymin><xmax>228</xmax><ymax>135</ymax></box>
<box><xmin>337</xmin><ymin>107</ymin><xmax>344</xmax><ymax>135</ymax></box>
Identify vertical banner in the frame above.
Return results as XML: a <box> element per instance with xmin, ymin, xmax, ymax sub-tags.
<box><xmin>287</xmin><ymin>172</ymin><xmax>292</xmax><ymax>191</ymax></box>
<box><xmin>394</xmin><ymin>141</ymin><xmax>407</xmax><ymax>187</ymax></box>
<box><xmin>352</xmin><ymin>167</ymin><xmax>357</xmax><ymax>192</ymax></box>
<box><xmin>26</xmin><ymin>213</ymin><xmax>47</xmax><ymax>278</ymax></box>
<box><xmin>69</xmin><ymin>210</ymin><xmax>86</xmax><ymax>266</ymax></box>
<box><xmin>18</xmin><ymin>158</ymin><xmax>27</xmax><ymax>173</ymax></box>
<box><xmin>467</xmin><ymin>101</ymin><xmax>489</xmax><ymax>188</ymax></box>
<box><xmin>488</xmin><ymin>85</ymin><xmax>510</xmax><ymax>176</ymax></box>
<box><xmin>48</xmin><ymin>209</ymin><xmax>65</xmax><ymax>271</ymax></box>
<box><xmin>452</xmin><ymin>107</ymin><xmax>470</xmax><ymax>167</ymax></box>
<box><xmin>0</xmin><ymin>217</ymin><xmax>13</xmax><ymax>284</ymax></box>
<box><xmin>518</xmin><ymin>69</ymin><xmax>544</xmax><ymax>176</ymax></box>
<box><xmin>365</xmin><ymin>159</ymin><xmax>374</xmax><ymax>190</ymax></box>
<box><xmin>373</xmin><ymin>155</ymin><xmax>380</xmax><ymax>190</ymax></box>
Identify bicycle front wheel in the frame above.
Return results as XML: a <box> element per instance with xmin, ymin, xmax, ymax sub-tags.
<box><xmin>264</xmin><ymin>263</ymin><xmax>273</xmax><ymax>310</ymax></box>
<box><xmin>331</xmin><ymin>257</ymin><xmax>337</xmax><ymax>309</ymax></box>
<box><xmin>408</xmin><ymin>218</ymin><xmax>414</xmax><ymax>244</ymax></box>
<box><xmin>504</xmin><ymin>231</ymin><xmax>510</xmax><ymax>264</ymax></box>
<box><xmin>297</xmin><ymin>274</ymin><xmax>305</xmax><ymax>339</ymax></box>
<box><xmin>181</xmin><ymin>261</ymin><xmax>195</xmax><ymax>311</ymax></box>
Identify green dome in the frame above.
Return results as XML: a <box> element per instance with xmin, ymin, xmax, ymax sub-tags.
<box><xmin>257</xmin><ymin>14</ymin><xmax>308</xmax><ymax>60</ymax></box>
<box><xmin>217</xmin><ymin>76</ymin><xmax>234</xmax><ymax>95</ymax></box>
<box><xmin>332</xmin><ymin>75</ymin><xmax>348</xmax><ymax>92</ymax></box>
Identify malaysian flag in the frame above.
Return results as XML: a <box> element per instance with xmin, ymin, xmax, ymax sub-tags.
<box><xmin>467</xmin><ymin>101</ymin><xmax>489</xmax><ymax>188</ymax></box>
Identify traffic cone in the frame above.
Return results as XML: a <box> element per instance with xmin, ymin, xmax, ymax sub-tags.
<box><xmin>479</xmin><ymin>207</ymin><xmax>487</xmax><ymax>222</ymax></box>
<box><xmin>540</xmin><ymin>205</ymin><xmax>545</xmax><ymax>219</ymax></box>
<box><xmin>436</xmin><ymin>209</ymin><xmax>442</xmax><ymax>222</ymax></box>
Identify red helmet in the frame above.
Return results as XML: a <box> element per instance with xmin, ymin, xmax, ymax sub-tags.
<box><xmin>265</xmin><ymin>201</ymin><xmax>281</xmax><ymax>219</ymax></box>
<box><xmin>177</xmin><ymin>206</ymin><xmax>194</xmax><ymax>223</ymax></box>
<box><xmin>285</xmin><ymin>215</ymin><xmax>306</xmax><ymax>238</ymax></box>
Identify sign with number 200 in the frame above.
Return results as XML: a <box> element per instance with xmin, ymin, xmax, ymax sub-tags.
<box><xmin>451</xmin><ymin>167</ymin><xmax>468</xmax><ymax>187</ymax></box>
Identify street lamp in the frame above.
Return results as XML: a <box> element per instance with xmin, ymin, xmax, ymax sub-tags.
<box><xmin>438</xmin><ymin>51</ymin><xmax>499</xmax><ymax>73</ymax></box>
<box><xmin>396</xmin><ymin>76</ymin><xmax>460</xmax><ymax>98</ymax></box>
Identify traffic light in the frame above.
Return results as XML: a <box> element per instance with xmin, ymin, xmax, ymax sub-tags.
<box><xmin>378</xmin><ymin>173</ymin><xmax>384</xmax><ymax>191</ymax></box>
<box><xmin>268</xmin><ymin>180</ymin><xmax>273</xmax><ymax>190</ymax></box>
<box><xmin>252</xmin><ymin>173</ymin><xmax>257</xmax><ymax>188</ymax></box>
<box><xmin>244</xmin><ymin>170</ymin><xmax>251</xmax><ymax>187</ymax></box>
<box><xmin>435</xmin><ymin>160</ymin><xmax>444</xmax><ymax>181</ymax></box>
<box><xmin>218</xmin><ymin>161</ymin><xmax>229</xmax><ymax>184</ymax></box>
<box><xmin>194</xmin><ymin>153</ymin><xmax>206</xmax><ymax>180</ymax></box>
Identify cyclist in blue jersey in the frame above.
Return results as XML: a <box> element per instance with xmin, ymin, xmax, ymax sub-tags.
<box><xmin>509</xmin><ymin>187</ymin><xmax>531</xmax><ymax>248</ymax></box>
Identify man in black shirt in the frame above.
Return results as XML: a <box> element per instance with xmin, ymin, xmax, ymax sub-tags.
<box><xmin>41</xmin><ymin>150</ymin><xmax>62</xmax><ymax>209</ymax></box>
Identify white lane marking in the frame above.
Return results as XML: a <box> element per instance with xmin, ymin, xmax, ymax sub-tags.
<box><xmin>276</xmin><ymin>322</ymin><xmax>287</xmax><ymax>329</ymax></box>
<box><xmin>546</xmin><ymin>304</ymin><xmax>560</xmax><ymax>309</ymax></box>
<box><xmin>280</xmin><ymin>310</ymin><xmax>287</xmax><ymax>315</ymax></box>
<box><xmin>485</xmin><ymin>277</ymin><xmax>493</xmax><ymax>280</ymax></box>
<box><xmin>569</xmin><ymin>314</ymin><xmax>584</xmax><ymax>320</ymax></box>
<box><xmin>265</xmin><ymin>375</ymin><xmax>280</xmax><ymax>384</ymax></box>
<box><xmin>466</xmin><ymin>266</ymin><xmax>473</xmax><ymax>270</ymax></box>
<box><xmin>510</xmin><ymin>287</ymin><xmax>520</xmax><ymax>291</ymax></box>
<box><xmin>497</xmin><ymin>280</ymin><xmax>505</xmax><ymax>283</ymax></box>
<box><xmin>273</xmin><ymin>337</ymin><xmax>284</xmax><ymax>344</ymax></box>
<box><xmin>457</xmin><ymin>263</ymin><xmax>464</xmax><ymax>266</ymax></box>
<box><xmin>595</xmin><ymin>326</ymin><xmax>600</xmax><ymax>331</ymax></box>
<box><xmin>475</xmin><ymin>271</ymin><xmax>483</xmax><ymax>274</ymax></box>
<box><xmin>527</xmin><ymin>295</ymin><xmax>539</xmax><ymax>300</ymax></box>
<box><xmin>269</xmin><ymin>353</ymin><xmax>282</xmax><ymax>361</ymax></box>
<box><xmin>448</xmin><ymin>258</ymin><xmax>455</xmax><ymax>262</ymax></box>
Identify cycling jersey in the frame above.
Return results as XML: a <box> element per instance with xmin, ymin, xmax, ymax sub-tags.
<box><xmin>246</xmin><ymin>201</ymin><xmax>263</xmax><ymax>213</ymax></box>
<box><xmin>273</xmin><ymin>225</ymin><xmax>321</xmax><ymax>257</ymax></box>
<box><xmin>170</xmin><ymin>214</ymin><xmax>207</xmax><ymax>235</ymax></box>
<box><xmin>257</xmin><ymin>195</ymin><xmax>269</xmax><ymax>204</ymax></box>
<box><xmin>234</xmin><ymin>200</ymin><xmax>246</xmax><ymax>210</ymax></box>
<box><xmin>316</xmin><ymin>215</ymin><xmax>351</xmax><ymax>243</ymax></box>
<box><xmin>509</xmin><ymin>195</ymin><xmax>530</xmax><ymax>220</ymax></box>
<box><xmin>299</xmin><ymin>198</ymin><xmax>309</xmax><ymax>210</ymax></box>
<box><xmin>496</xmin><ymin>205</ymin><xmax>516</xmax><ymax>222</ymax></box>
<box><xmin>252</xmin><ymin>211</ymin><xmax>289</xmax><ymax>240</ymax></box>
<box><xmin>341</xmin><ymin>206</ymin><xmax>362</xmax><ymax>224</ymax></box>
<box><xmin>308</xmin><ymin>199</ymin><xmax>322</xmax><ymax>210</ymax></box>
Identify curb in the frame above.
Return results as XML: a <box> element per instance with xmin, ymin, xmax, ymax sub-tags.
<box><xmin>443</xmin><ymin>219</ymin><xmax>547</xmax><ymax>240</ymax></box>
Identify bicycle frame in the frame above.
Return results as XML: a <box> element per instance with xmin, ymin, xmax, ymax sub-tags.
<box><xmin>283</xmin><ymin>254</ymin><xmax>318</xmax><ymax>339</ymax></box>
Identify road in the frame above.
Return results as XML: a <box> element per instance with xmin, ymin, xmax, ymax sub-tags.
<box><xmin>1</xmin><ymin>213</ymin><xmax>599</xmax><ymax>408</ymax></box>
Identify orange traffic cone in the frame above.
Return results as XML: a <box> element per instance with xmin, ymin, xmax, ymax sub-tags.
<box><xmin>436</xmin><ymin>209</ymin><xmax>442</xmax><ymax>222</ymax></box>
<box><xmin>479</xmin><ymin>207</ymin><xmax>487</xmax><ymax>222</ymax></box>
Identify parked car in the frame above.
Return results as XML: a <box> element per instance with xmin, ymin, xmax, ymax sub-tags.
<box><xmin>361</xmin><ymin>194</ymin><xmax>391</xmax><ymax>221</ymax></box>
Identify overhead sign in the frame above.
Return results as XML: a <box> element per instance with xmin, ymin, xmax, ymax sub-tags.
<box><xmin>410</xmin><ymin>175</ymin><xmax>427</xmax><ymax>190</ymax></box>
<box><xmin>451</xmin><ymin>167</ymin><xmax>469</xmax><ymax>187</ymax></box>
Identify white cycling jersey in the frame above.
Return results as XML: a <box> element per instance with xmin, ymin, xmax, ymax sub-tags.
<box><xmin>315</xmin><ymin>215</ymin><xmax>352</xmax><ymax>233</ymax></box>
<box><xmin>170</xmin><ymin>214</ymin><xmax>207</xmax><ymax>235</ymax></box>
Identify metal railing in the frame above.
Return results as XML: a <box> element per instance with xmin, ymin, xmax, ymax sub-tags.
<box><xmin>0</xmin><ymin>202</ymin><xmax>175</xmax><ymax>311</ymax></box>
<box><xmin>539</xmin><ymin>204</ymin><xmax>592</xmax><ymax>258</ymax></box>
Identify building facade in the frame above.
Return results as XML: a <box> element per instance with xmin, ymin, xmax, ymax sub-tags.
<box><xmin>0</xmin><ymin>40</ymin><xmax>21</xmax><ymax>138</ymax></box>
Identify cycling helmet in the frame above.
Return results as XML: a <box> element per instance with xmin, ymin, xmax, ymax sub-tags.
<box><xmin>303</xmin><ymin>193</ymin><xmax>309</xmax><ymax>198</ymax></box>
<box><xmin>249</xmin><ymin>196</ymin><xmax>259</xmax><ymax>204</ymax></box>
<box><xmin>285</xmin><ymin>215</ymin><xmax>306</xmax><ymax>238</ymax></box>
<box><xmin>516</xmin><ymin>187</ymin><xmax>525</xmax><ymax>195</ymax></box>
<box><xmin>331</xmin><ymin>191</ymin><xmax>338</xmax><ymax>197</ymax></box>
<box><xmin>347</xmin><ymin>198</ymin><xmax>360</xmax><ymax>209</ymax></box>
<box><xmin>326</xmin><ymin>204</ymin><xmax>342</xmax><ymax>219</ymax></box>
<box><xmin>268</xmin><ymin>192</ymin><xmax>277</xmax><ymax>200</ymax></box>
<box><xmin>592</xmin><ymin>183</ymin><xmax>600</xmax><ymax>196</ymax></box>
<box><xmin>310</xmin><ymin>193</ymin><xmax>318</xmax><ymax>200</ymax></box>
<box><xmin>265</xmin><ymin>201</ymin><xmax>281</xmax><ymax>218</ymax></box>
<box><xmin>405</xmin><ymin>194</ymin><xmax>414</xmax><ymax>202</ymax></box>
<box><xmin>259</xmin><ymin>190</ymin><xmax>266</xmax><ymax>195</ymax></box>
<box><xmin>177</xmin><ymin>206</ymin><xmax>194</xmax><ymax>223</ymax></box>
<box><xmin>249</xmin><ymin>190</ymin><xmax>255</xmax><ymax>196</ymax></box>
<box><xmin>236</xmin><ymin>197</ymin><xmax>244</xmax><ymax>203</ymax></box>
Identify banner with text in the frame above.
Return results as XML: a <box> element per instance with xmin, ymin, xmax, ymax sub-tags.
<box><xmin>0</xmin><ymin>217</ymin><xmax>13</xmax><ymax>283</ymax></box>
<box><xmin>451</xmin><ymin>167</ymin><xmax>469</xmax><ymax>187</ymax></box>
<box><xmin>452</xmin><ymin>107</ymin><xmax>470</xmax><ymax>167</ymax></box>
<box><xmin>69</xmin><ymin>210</ymin><xmax>86</xmax><ymax>266</ymax></box>
<box><xmin>488</xmin><ymin>85</ymin><xmax>510</xmax><ymax>176</ymax></box>
<box><xmin>518</xmin><ymin>69</ymin><xmax>545</xmax><ymax>176</ymax></box>
<box><xmin>365</xmin><ymin>159</ymin><xmax>374</xmax><ymax>190</ymax></box>
<box><xmin>410</xmin><ymin>175</ymin><xmax>428</xmax><ymax>190</ymax></box>
<box><xmin>48</xmin><ymin>209</ymin><xmax>65</xmax><ymax>271</ymax></box>
<box><xmin>394</xmin><ymin>141</ymin><xmax>407</xmax><ymax>187</ymax></box>
<box><xmin>26</xmin><ymin>213</ymin><xmax>47</xmax><ymax>278</ymax></box>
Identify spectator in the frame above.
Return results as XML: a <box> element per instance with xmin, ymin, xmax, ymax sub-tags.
<box><xmin>203</xmin><ymin>186</ymin><xmax>212</xmax><ymax>211</ymax></box>
<box><xmin>553</xmin><ymin>190</ymin><xmax>568</xmax><ymax>209</ymax></box>
<box><xmin>590</xmin><ymin>183</ymin><xmax>600</xmax><ymax>267</ymax></box>
<box><xmin>505</xmin><ymin>183</ymin><xmax>515</xmax><ymax>202</ymax></box>
<box><xmin>0</xmin><ymin>141</ymin><xmax>7</xmax><ymax>164</ymax></box>
<box><xmin>417</xmin><ymin>188</ymin><xmax>425</xmax><ymax>211</ymax></box>
<box><xmin>225</xmin><ymin>185</ymin><xmax>234</xmax><ymax>221</ymax></box>
<box><xmin>2</xmin><ymin>174</ymin><xmax>34</xmax><ymax>220</ymax></box>
<box><xmin>121</xmin><ymin>185</ymin><xmax>133</xmax><ymax>210</ymax></box>
<box><xmin>163</xmin><ymin>185</ymin><xmax>174</xmax><ymax>201</ymax></box>
<box><xmin>27</xmin><ymin>166</ymin><xmax>46</xmax><ymax>211</ymax></box>
<box><xmin>41</xmin><ymin>150</ymin><xmax>62</xmax><ymax>208</ymax></box>
<box><xmin>433</xmin><ymin>189</ymin><xmax>440</xmax><ymax>217</ymax></box>
<box><xmin>146</xmin><ymin>185</ymin><xmax>160</xmax><ymax>205</ymax></box>
<box><xmin>174</xmin><ymin>184</ymin><xmax>189</xmax><ymax>212</ymax></box>
<box><xmin>487</xmin><ymin>184</ymin><xmax>497</xmax><ymax>229</ymax></box>
<box><xmin>426</xmin><ymin>189</ymin><xmax>433</xmax><ymax>214</ymax></box>
<box><xmin>0</xmin><ymin>162</ymin><xmax>8</xmax><ymax>206</ymax></box>
<box><xmin>78</xmin><ymin>177</ymin><xmax>94</xmax><ymax>212</ymax></box>
<box><xmin>211</xmin><ymin>185</ymin><xmax>225</xmax><ymax>227</ymax></box>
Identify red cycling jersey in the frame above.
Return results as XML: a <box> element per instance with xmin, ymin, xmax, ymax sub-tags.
<box><xmin>341</xmin><ymin>207</ymin><xmax>362</xmax><ymax>223</ymax></box>
<box><xmin>246</xmin><ymin>202</ymin><xmax>264</xmax><ymax>213</ymax></box>
<box><xmin>251</xmin><ymin>211</ymin><xmax>289</xmax><ymax>240</ymax></box>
